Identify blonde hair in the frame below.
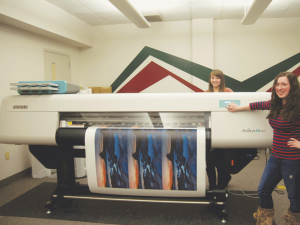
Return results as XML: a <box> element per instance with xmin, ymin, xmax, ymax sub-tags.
<box><xmin>208</xmin><ymin>70</ymin><xmax>225</xmax><ymax>92</ymax></box>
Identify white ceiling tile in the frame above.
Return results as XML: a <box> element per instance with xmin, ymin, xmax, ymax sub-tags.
<box><xmin>131</xmin><ymin>0</ymin><xmax>189</xmax><ymax>11</ymax></box>
<box><xmin>261</xmin><ymin>10</ymin><xmax>284</xmax><ymax>18</ymax></box>
<box><xmin>45</xmin><ymin>0</ymin><xmax>300</xmax><ymax>27</ymax></box>
<box><xmin>220</xmin><ymin>4</ymin><xmax>245</xmax><ymax>19</ymax></box>
<box><xmin>267</xmin><ymin>0</ymin><xmax>296</xmax><ymax>10</ymax></box>
<box><xmin>104</xmin><ymin>16</ymin><xmax>131</xmax><ymax>24</ymax></box>
<box><xmin>69</xmin><ymin>7</ymin><xmax>91</xmax><ymax>14</ymax></box>
<box><xmin>67</xmin><ymin>11</ymin><xmax>98</xmax><ymax>25</ymax></box>
<box><xmin>280</xmin><ymin>9</ymin><xmax>300</xmax><ymax>17</ymax></box>
<box><xmin>76</xmin><ymin>0</ymin><xmax>102</xmax><ymax>8</ymax></box>
<box><xmin>89</xmin><ymin>0</ymin><xmax>119</xmax><ymax>7</ymax></box>
<box><xmin>128</xmin><ymin>0</ymin><xmax>160</xmax><ymax>11</ymax></box>
<box><xmin>47</xmin><ymin>0</ymin><xmax>84</xmax><ymax>10</ymax></box>
<box><xmin>158</xmin><ymin>3</ymin><xmax>191</xmax><ymax>14</ymax></box>
<box><xmin>46</xmin><ymin>0</ymin><xmax>71</xmax><ymax>8</ymax></box>
<box><xmin>222</xmin><ymin>0</ymin><xmax>253</xmax><ymax>7</ymax></box>
<box><xmin>93</xmin><ymin>10</ymin><xmax>124</xmax><ymax>18</ymax></box>
<box><xmin>222</xmin><ymin>5</ymin><xmax>245</xmax><ymax>10</ymax></box>
<box><xmin>162</xmin><ymin>13</ymin><xmax>192</xmax><ymax>21</ymax></box>
<box><xmin>190</xmin><ymin>3</ymin><xmax>223</xmax><ymax>13</ymax></box>
<box><xmin>91</xmin><ymin>4</ymin><xmax>118</xmax><ymax>11</ymax></box>
<box><xmin>189</xmin><ymin>0</ymin><xmax>223</xmax><ymax>3</ymax></box>
<box><xmin>90</xmin><ymin>6</ymin><xmax>119</xmax><ymax>13</ymax></box>
<box><xmin>141</xmin><ymin>9</ymin><xmax>161</xmax><ymax>16</ymax></box>
<box><xmin>88</xmin><ymin>18</ymin><xmax>110</xmax><ymax>26</ymax></box>
<box><xmin>288</xmin><ymin>1</ymin><xmax>300</xmax><ymax>10</ymax></box>
<box><xmin>190</xmin><ymin>0</ymin><xmax>251</xmax><ymax>6</ymax></box>
<box><xmin>221</xmin><ymin>10</ymin><xmax>244</xmax><ymax>19</ymax></box>
<box><xmin>81</xmin><ymin>16</ymin><xmax>109</xmax><ymax>26</ymax></box>
<box><xmin>192</xmin><ymin>11</ymin><xmax>222</xmax><ymax>19</ymax></box>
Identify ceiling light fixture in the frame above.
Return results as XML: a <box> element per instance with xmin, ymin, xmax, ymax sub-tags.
<box><xmin>109</xmin><ymin>0</ymin><xmax>151</xmax><ymax>28</ymax></box>
<box><xmin>241</xmin><ymin>0</ymin><xmax>272</xmax><ymax>25</ymax></box>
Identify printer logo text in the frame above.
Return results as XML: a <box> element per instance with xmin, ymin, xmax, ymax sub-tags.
<box><xmin>13</xmin><ymin>105</ymin><xmax>28</xmax><ymax>109</ymax></box>
<box><xmin>242</xmin><ymin>128</ymin><xmax>265</xmax><ymax>133</ymax></box>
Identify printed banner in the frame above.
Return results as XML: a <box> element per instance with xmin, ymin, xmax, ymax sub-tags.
<box><xmin>86</xmin><ymin>127</ymin><xmax>206</xmax><ymax>197</ymax></box>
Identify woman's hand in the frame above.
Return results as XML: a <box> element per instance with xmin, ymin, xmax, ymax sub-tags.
<box><xmin>287</xmin><ymin>138</ymin><xmax>300</xmax><ymax>149</ymax></box>
<box><xmin>225</xmin><ymin>102</ymin><xmax>240</xmax><ymax>112</ymax></box>
<box><xmin>225</xmin><ymin>103</ymin><xmax>251</xmax><ymax>112</ymax></box>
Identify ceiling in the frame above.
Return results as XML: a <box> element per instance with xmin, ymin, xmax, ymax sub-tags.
<box><xmin>46</xmin><ymin>0</ymin><xmax>300</xmax><ymax>26</ymax></box>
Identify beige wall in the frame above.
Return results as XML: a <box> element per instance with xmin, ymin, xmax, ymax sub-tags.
<box><xmin>214</xmin><ymin>18</ymin><xmax>300</xmax><ymax>91</ymax></box>
<box><xmin>80</xmin><ymin>18</ymin><xmax>300</xmax><ymax>92</ymax></box>
<box><xmin>80</xmin><ymin>21</ymin><xmax>194</xmax><ymax>88</ymax></box>
<box><xmin>0</xmin><ymin>23</ymin><xmax>81</xmax><ymax>181</ymax></box>
<box><xmin>192</xmin><ymin>18</ymin><xmax>214</xmax><ymax>69</ymax></box>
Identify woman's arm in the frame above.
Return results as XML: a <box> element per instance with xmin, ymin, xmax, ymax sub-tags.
<box><xmin>225</xmin><ymin>102</ymin><xmax>250</xmax><ymax>112</ymax></box>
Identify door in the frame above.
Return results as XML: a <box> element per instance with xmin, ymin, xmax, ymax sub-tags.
<box><xmin>44</xmin><ymin>50</ymin><xmax>71</xmax><ymax>82</ymax></box>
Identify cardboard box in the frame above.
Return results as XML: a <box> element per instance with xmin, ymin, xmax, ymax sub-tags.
<box><xmin>101</xmin><ymin>87</ymin><xmax>112</xmax><ymax>93</ymax></box>
<box><xmin>93</xmin><ymin>87</ymin><xmax>102</xmax><ymax>93</ymax></box>
<box><xmin>83</xmin><ymin>87</ymin><xmax>112</xmax><ymax>93</ymax></box>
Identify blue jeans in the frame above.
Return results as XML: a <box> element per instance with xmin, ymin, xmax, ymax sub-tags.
<box><xmin>258</xmin><ymin>154</ymin><xmax>300</xmax><ymax>213</ymax></box>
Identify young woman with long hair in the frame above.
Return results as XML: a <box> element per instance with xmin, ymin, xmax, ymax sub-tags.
<box><xmin>206</xmin><ymin>69</ymin><xmax>233</xmax><ymax>93</ymax></box>
<box><xmin>226</xmin><ymin>72</ymin><xmax>300</xmax><ymax>225</ymax></box>
<box><xmin>205</xmin><ymin>69</ymin><xmax>232</xmax><ymax>190</ymax></box>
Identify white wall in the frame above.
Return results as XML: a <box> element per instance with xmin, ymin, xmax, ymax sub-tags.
<box><xmin>79</xmin><ymin>18</ymin><xmax>300</xmax><ymax>92</ymax></box>
<box><xmin>80</xmin><ymin>21</ymin><xmax>193</xmax><ymax>88</ymax></box>
<box><xmin>214</xmin><ymin>18</ymin><xmax>300</xmax><ymax>90</ymax></box>
<box><xmin>0</xmin><ymin>23</ymin><xmax>81</xmax><ymax>181</ymax></box>
<box><xmin>192</xmin><ymin>18</ymin><xmax>214</xmax><ymax>69</ymax></box>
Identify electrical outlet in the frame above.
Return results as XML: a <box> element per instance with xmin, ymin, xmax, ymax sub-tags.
<box><xmin>5</xmin><ymin>152</ymin><xmax>9</xmax><ymax>160</ymax></box>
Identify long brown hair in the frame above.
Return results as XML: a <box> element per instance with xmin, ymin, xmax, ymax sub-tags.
<box><xmin>267</xmin><ymin>72</ymin><xmax>300</xmax><ymax>123</ymax></box>
<box><xmin>208</xmin><ymin>70</ymin><xmax>225</xmax><ymax>92</ymax></box>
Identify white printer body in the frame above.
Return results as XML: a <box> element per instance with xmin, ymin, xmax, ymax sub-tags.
<box><xmin>0</xmin><ymin>92</ymin><xmax>273</xmax><ymax>148</ymax></box>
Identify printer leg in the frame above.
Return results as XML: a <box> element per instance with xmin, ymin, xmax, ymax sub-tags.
<box><xmin>219</xmin><ymin>191</ymin><xmax>228</xmax><ymax>223</ymax></box>
<box><xmin>208</xmin><ymin>190</ymin><xmax>228</xmax><ymax>223</ymax></box>
<box><xmin>45</xmin><ymin>146</ymin><xmax>76</xmax><ymax>213</ymax></box>
<box><xmin>220</xmin><ymin>203</ymin><xmax>227</xmax><ymax>223</ymax></box>
<box><xmin>56</xmin><ymin>149</ymin><xmax>76</xmax><ymax>192</ymax></box>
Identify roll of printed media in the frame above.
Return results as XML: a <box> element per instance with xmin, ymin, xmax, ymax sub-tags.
<box><xmin>85</xmin><ymin>126</ymin><xmax>206</xmax><ymax>197</ymax></box>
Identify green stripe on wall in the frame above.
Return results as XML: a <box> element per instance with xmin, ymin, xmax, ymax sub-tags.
<box><xmin>111</xmin><ymin>46</ymin><xmax>300</xmax><ymax>92</ymax></box>
<box><xmin>232</xmin><ymin>52</ymin><xmax>300</xmax><ymax>92</ymax></box>
<box><xmin>111</xmin><ymin>46</ymin><xmax>215</xmax><ymax>92</ymax></box>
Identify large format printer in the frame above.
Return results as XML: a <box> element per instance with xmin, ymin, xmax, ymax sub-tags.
<box><xmin>0</xmin><ymin>92</ymin><xmax>273</xmax><ymax>223</ymax></box>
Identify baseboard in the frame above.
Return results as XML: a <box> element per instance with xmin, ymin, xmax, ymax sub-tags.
<box><xmin>0</xmin><ymin>167</ymin><xmax>32</xmax><ymax>189</ymax></box>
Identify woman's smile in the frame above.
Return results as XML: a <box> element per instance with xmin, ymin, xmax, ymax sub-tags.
<box><xmin>211</xmin><ymin>76</ymin><xmax>221</xmax><ymax>87</ymax></box>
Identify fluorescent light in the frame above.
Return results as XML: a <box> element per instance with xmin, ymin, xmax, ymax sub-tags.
<box><xmin>109</xmin><ymin>0</ymin><xmax>151</xmax><ymax>28</ymax></box>
<box><xmin>241</xmin><ymin>0</ymin><xmax>272</xmax><ymax>25</ymax></box>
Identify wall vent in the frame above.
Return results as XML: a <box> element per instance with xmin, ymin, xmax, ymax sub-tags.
<box><xmin>144</xmin><ymin>15</ymin><xmax>164</xmax><ymax>22</ymax></box>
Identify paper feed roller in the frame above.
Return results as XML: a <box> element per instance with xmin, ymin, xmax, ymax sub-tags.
<box><xmin>56</xmin><ymin>128</ymin><xmax>87</xmax><ymax>146</ymax></box>
<box><xmin>55</xmin><ymin>127</ymin><xmax>212</xmax><ymax>149</ymax></box>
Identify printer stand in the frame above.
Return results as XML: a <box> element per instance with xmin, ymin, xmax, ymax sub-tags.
<box><xmin>45</xmin><ymin>186</ymin><xmax>228</xmax><ymax>224</ymax></box>
<box><xmin>29</xmin><ymin>145</ymin><xmax>228</xmax><ymax>223</ymax></box>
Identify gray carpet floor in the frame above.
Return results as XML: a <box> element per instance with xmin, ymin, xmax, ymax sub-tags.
<box><xmin>0</xmin><ymin>150</ymin><xmax>289</xmax><ymax>225</ymax></box>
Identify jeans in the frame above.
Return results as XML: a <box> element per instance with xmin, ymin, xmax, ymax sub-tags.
<box><xmin>258</xmin><ymin>154</ymin><xmax>300</xmax><ymax>213</ymax></box>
